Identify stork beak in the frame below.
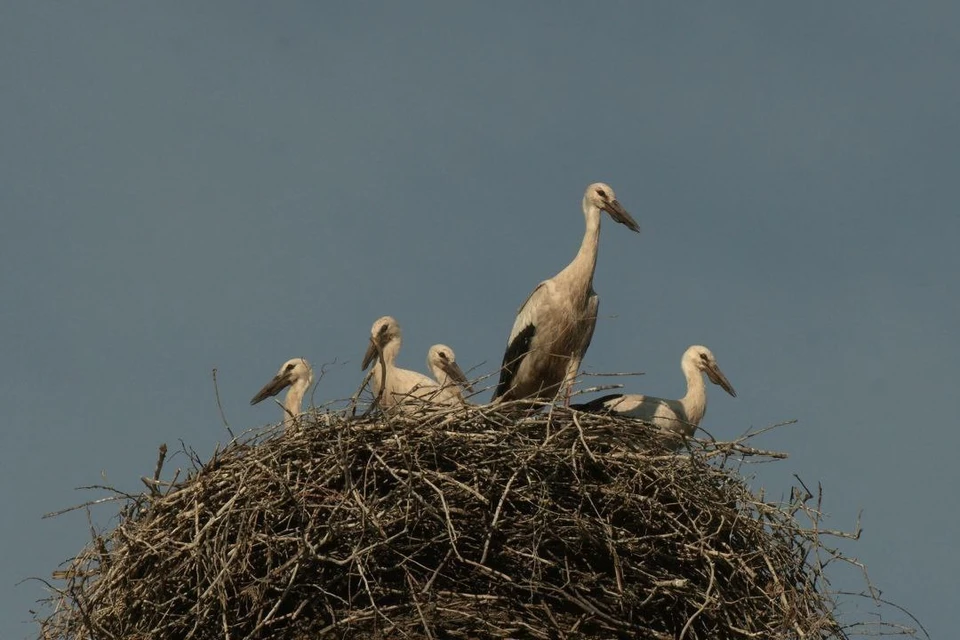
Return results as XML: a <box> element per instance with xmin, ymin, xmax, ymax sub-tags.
<box><xmin>250</xmin><ymin>373</ymin><xmax>293</xmax><ymax>405</ymax></box>
<box><xmin>603</xmin><ymin>199</ymin><xmax>640</xmax><ymax>233</ymax></box>
<box><xmin>705</xmin><ymin>363</ymin><xmax>737</xmax><ymax>398</ymax></box>
<box><xmin>361</xmin><ymin>338</ymin><xmax>379</xmax><ymax>371</ymax></box>
<box><xmin>441</xmin><ymin>359</ymin><xmax>473</xmax><ymax>393</ymax></box>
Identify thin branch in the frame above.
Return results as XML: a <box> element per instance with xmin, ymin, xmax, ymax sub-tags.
<box><xmin>211</xmin><ymin>367</ymin><xmax>234</xmax><ymax>438</ymax></box>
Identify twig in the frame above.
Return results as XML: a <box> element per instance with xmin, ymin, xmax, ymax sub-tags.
<box><xmin>33</xmin><ymin>405</ymin><xmax>921</xmax><ymax>640</ymax></box>
<box><xmin>211</xmin><ymin>367</ymin><xmax>234</xmax><ymax>438</ymax></box>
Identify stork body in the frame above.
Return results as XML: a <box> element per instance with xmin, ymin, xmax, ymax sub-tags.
<box><xmin>427</xmin><ymin>344</ymin><xmax>473</xmax><ymax>405</ymax></box>
<box><xmin>572</xmin><ymin>345</ymin><xmax>737</xmax><ymax>443</ymax></box>
<box><xmin>361</xmin><ymin>317</ymin><xmax>455</xmax><ymax>412</ymax></box>
<box><xmin>250</xmin><ymin>358</ymin><xmax>313</xmax><ymax>428</ymax></box>
<box><xmin>493</xmin><ymin>183</ymin><xmax>639</xmax><ymax>403</ymax></box>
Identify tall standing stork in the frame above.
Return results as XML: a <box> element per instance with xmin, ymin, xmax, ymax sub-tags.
<box><xmin>492</xmin><ymin>182</ymin><xmax>640</xmax><ymax>404</ymax></box>
<box><xmin>361</xmin><ymin>316</ymin><xmax>453</xmax><ymax>411</ymax></box>
<box><xmin>427</xmin><ymin>344</ymin><xmax>473</xmax><ymax>405</ymax></box>
<box><xmin>572</xmin><ymin>345</ymin><xmax>737</xmax><ymax>444</ymax></box>
<box><xmin>250</xmin><ymin>357</ymin><xmax>314</xmax><ymax>428</ymax></box>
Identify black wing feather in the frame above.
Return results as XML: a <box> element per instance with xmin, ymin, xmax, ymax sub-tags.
<box><xmin>492</xmin><ymin>323</ymin><xmax>536</xmax><ymax>400</ymax></box>
<box><xmin>570</xmin><ymin>393</ymin><xmax>624</xmax><ymax>412</ymax></box>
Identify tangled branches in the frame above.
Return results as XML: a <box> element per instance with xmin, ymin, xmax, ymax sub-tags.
<box><xmin>35</xmin><ymin>404</ymin><xmax>921</xmax><ymax>639</ymax></box>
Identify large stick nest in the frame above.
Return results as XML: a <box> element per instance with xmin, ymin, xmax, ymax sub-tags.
<box><xmin>35</xmin><ymin>403</ymin><xmax>915</xmax><ymax>639</ymax></box>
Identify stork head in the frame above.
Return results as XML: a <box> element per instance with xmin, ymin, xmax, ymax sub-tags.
<box><xmin>250</xmin><ymin>358</ymin><xmax>313</xmax><ymax>405</ymax></box>
<box><xmin>584</xmin><ymin>182</ymin><xmax>640</xmax><ymax>232</ymax></box>
<box><xmin>362</xmin><ymin>316</ymin><xmax>402</xmax><ymax>370</ymax></box>
<box><xmin>684</xmin><ymin>345</ymin><xmax>737</xmax><ymax>397</ymax></box>
<box><xmin>427</xmin><ymin>344</ymin><xmax>473</xmax><ymax>392</ymax></box>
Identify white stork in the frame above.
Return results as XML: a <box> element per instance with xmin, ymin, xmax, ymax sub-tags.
<box><xmin>361</xmin><ymin>316</ymin><xmax>451</xmax><ymax>411</ymax></box>
<box><xmin>572</xmin><ymin>345</ymin><xmax>737</xmax><ymax>444</ymax></box>
<box><xmin>492</xmin><ymin>182</ymin><xmax>640</xmax><ymax>404</ymax></box>
<box><xmin>250</xmin><ymin>357</ymin><xmax>313</xmax><ymax>428</ymax></box>
<box><xmin>427</xmin><ymin>344</ymin><xmax>473</xmax><ymax>405</ymax></box>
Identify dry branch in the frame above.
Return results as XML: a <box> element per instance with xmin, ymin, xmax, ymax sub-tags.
<box><xmin>35</xmin><ymin>404</ymin><xmax>921</xmax><ymax>639</ymax></box>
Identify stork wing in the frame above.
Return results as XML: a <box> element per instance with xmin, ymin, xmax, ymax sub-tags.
<box><xmin>493</xmin><ymin>282</ymin><xmax>546</xmax><ymax>400</ymax></box>
<box><xmin>508</xmin><ymin>282</ymin><xmax>547</xmax><ymax>342</ymax></box>
<box><xmin>493</xmin><ymin>324</ymin><xmax>535</xmax><ymax>399</ymax></box>
<box><xmin>573</xmin><ymin>394</ymin><xmax>665</xmax><ymax>421</ymax></box>
<box><xmin>570</xmin><ymin>393</ymin><xmax>625</xmax><ymax>412</ymax></box>
<box><xmin>580</xmin><ymin>294</ymin><xmax>599</xmax><ymax>355</ymax></box>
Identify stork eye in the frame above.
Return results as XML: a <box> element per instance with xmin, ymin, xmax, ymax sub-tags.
<box><xmin>285</xmin><ymin>363</ymin><xmax>296</xmax><ymax>372</ymax></box>
<box><xmin>596</xmin><ymin>188</ymin><xmax>607</xmax><ymax>198</ymax></box>
<box><xmin>439</xmin><ymin>352</ymin><xmax>449</xmax><ymax>360</ymax></box>
<box><xmin>700</xmin><ymin>353</ymin><xmax>709</xmax><ymax>361</ymax></box>
<box><xmin>378</xmin><ymin>324</ymin><xmax>388</xmax><ymax>335</ymax></box>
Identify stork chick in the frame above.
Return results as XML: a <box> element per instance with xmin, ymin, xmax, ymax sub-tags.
<box><xmin>250</xmin><ymin>357</ymin><xmax>313</xmax><ymax>428</ymax></box>
<box><xmin>573</xmin><ymin>345</ymin><xmax>736</xmax><ymax>446</ymax></box>
<box><xmin>427</xmin><ymin>344</ymin><xmax>473</xmax><ymax>405</ymax></box>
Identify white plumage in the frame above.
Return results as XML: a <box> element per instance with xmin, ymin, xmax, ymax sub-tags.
<box><xmin>361</xmin><ymin>317</ymin><xmax>461</xmax><ymax>412</ymax></box>
<box><xmin>492</xmin><ymin>182</ymin><xmax>640</xmax><ymax>404</ymax></box>
<box><xmin>250</xmin><ymin>357</ymin><xmax>314</xmax><ymax>428</ymax></box>
<box><xmin>572</xmin><ymin>345</ymin><xmax>737</xmax><ymax>444</ymax></box>
<box><xmin>427</xmin><ymin>344</ymin><xmax>473</xmax><ymax>405</ymax></box>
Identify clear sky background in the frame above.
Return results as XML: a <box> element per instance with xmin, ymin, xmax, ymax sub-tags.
<box><xmin>2</xmin><ymin>3</ymin><xmax>956</xmax><ymax>638</ymax></box>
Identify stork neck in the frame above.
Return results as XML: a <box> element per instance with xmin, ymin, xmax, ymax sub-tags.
<box><xmin>679</xmin><ymin>360</ymin><xmax>707</xmax><ymax>426</ymax></box>
<box><xmin>381</xmin><ymin>338</ymin><xmax>401</xmax><ymax>367</ymax></box>
<box><xmin>567</xmin><ymin>202</ymin><xmax>602</xmax><ymax>287</ymax></box>
<box><xmin>371</xmin><ymin>338</ymin><xmax>400</xmax><ymax>395</ymax></box>
<box><xmin>283</xmin><ymin>378</ymin><xmax>309</xmax><ymax>427</ymax></box>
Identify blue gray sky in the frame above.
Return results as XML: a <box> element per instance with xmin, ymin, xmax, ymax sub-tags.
<box><xmin>2</xmin><ymin>3</ymin><xmax>956</xmax><ymax>637</ymax></box>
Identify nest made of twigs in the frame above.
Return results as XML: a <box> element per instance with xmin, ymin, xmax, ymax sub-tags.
<box><xmin>34</xmin><ymin>402</ymin><xmax>916</xmax><ymax>639</ymax></box>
